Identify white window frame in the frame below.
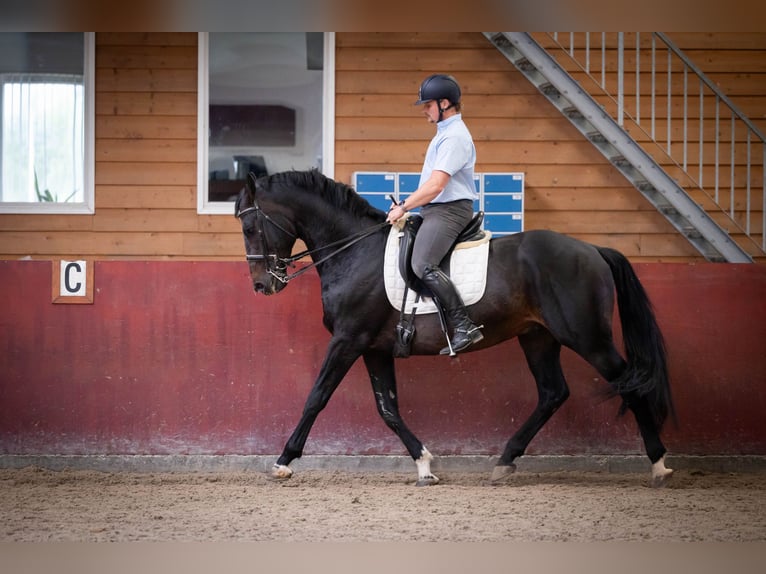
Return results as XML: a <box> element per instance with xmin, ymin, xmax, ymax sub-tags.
<box><xmin>0</xmin><ymin>32</ymin><xmax>95</xmax><ymax>215</ymax></box>
<box><xmin>197</xmin><ymin>32</ymin><xmax>335</xmax><ymax>215</ymax></box>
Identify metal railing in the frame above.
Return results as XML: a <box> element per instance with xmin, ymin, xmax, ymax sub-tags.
<box><xmin>546</xmin><ymin>32</ymin><xmax>765</xmax><ymax>254</ymax></box>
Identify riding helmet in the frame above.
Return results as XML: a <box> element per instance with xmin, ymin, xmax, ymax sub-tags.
<box><xmin>414</xmin><ymin>74</ymin><xmax>461</xmax><ymax>106</ymax></box>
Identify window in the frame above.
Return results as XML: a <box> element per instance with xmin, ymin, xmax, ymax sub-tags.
<box><xmin>197</xmin><ymin>33</ymin><xmax>334</xmax><ymax>214</ymax></box>
<box><xmin>0</xmin><ymin>33</ymin><xmax>94</xmax><ymax>214</ymax></box>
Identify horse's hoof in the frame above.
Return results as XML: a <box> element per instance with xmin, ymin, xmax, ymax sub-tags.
<box><xmin>650</xmin><ymin>456</ymin><xmax>674</xmax><ymax>488</ymax></box>
<box><xmin>415</xmin><ymin>475</ymin><xmax>440</xmax><ymax>487</ymax></box>
<box><xmin>268</xmin><ymin>464</ymin><xmax>293</xmax><ymax>481</ymax></box>
<box><xmin>651</xmin><ymin>468</ymin><xmax>674</xmax><ymax>488</ymax></box>
<box><xmin>490</xmin><ymin>464</ymin><xmax>517</xmax><ymax>483</ymax></box>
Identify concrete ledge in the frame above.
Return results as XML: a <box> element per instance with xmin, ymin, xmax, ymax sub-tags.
<box><xmin>1</xmin><ymin>454</ymin><xmax>765</xmax><ymax>474</ymax></box>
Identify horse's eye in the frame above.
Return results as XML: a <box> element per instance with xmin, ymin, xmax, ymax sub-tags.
<box><xmin>243</xmin><ymin>224</ymin><xmax>255</xmax><ymax>236</ymax></box>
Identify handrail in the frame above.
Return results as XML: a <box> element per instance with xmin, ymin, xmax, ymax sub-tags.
<box><xmin>547</xmin><ymin>32</ymin><xmax>765</xmax><ymax>254</ymax></box>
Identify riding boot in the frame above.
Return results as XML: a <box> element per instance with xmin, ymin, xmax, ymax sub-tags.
<box><xmin>421</xmin><ymin>265</ymin><xmax>484</xmax><ymax>355</ymax></box>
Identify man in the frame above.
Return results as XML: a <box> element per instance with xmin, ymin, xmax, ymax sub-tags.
<box><xmin>387</xmin><ymin>74</ymin><xmax>483</xmax><ymax>355</ymax></box>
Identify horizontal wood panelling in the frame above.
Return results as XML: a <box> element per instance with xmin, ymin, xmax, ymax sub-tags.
<box><xmin>335</xmin><ymin>70</ymin><xmax>538</xmax><ymax>95</ymax></box>
<box><xmin>0</xmin><ymin>231</ymin><xmax>184</xmax><ymax>257</ymax></box>
<box><xmin>97</xmin><ymin>33</ymin><xmax>197</xmax><ymax>47</ymax></box>
<box><xmin>0</xmin><ymin>215</ymin><xmax>94</xmax><ymax>232</ymax></box>
<box><xmin>95</xmin><ymin>162</ymin><xmax>196</xmax><ymax>186</ymax></box>
<box><xmin>336</xmin><ymin>47</ymin><xmax>513</xmax><ymax>72</ymax></box>
<box><xmin>340</xmin><ymin>163</ymin><xmax>651</xmax><ymax>189</ymax></box>
<box><xmin>547</xmin><ymin>49</ymin><xmax>766</xmax><ymax>74</ymax></box>
<box><xmin>337</xmin><ymin>140</ymin><xmax>608</xmax><ymax>165</ymax></box>
<box><xmin>96</xmin><ymin>46</ymin><xmax>197</xmax><ymax>69</ymax></box>
<box><xmin>336</xmin><ymin>117</ymin><xmax>583</xmax><ymax>142</ymax></box>
<box><xmin>96</xmin><ymin>68</ymin><xmax>197</xmax><ymax>93</ymax></box>
<box><xmin>96</xmin><ymin>92</ymin><xmax>197</xmax><ymax>116</ymax></box>
<box><xmin>96</xmin><ymin>186</ymin><xmax>196</xmax><ymax>209</ymax></box>
<box><xmin>336</xmin><ymin>94</ymin><xmax>561</xmax><ymax>118</ymax></box>
<box><xmin>336</xmin><ymin>33</ymin><xmax>490</xmax><ymax>49</ymax></box>
<box><xmin>96</xmin><ymin>139</ymin><xmax>196</xmax><ymax>163</ymax></box>
<box><xmin>1</xmin><ymin>34</ymin><xmax>204</xmax><ymax>260</ymax></box>
<box><xmin>563</xmin><ymin>70</ymin><xmax>766</xmax><ymax>97</ymax></box>
<box><xmin>536</xmin><ymin>32</ymin><xmax>766</xmax><ymax>51</ymax></box>
<box><xmin>92</xmin><ymin>209</ymin><xmax>200</xmax><ymax>232</ymax></box>
<box><xmin>96</xmin><ymin>115</ymin><xmax>197</xmax><ymax>140</ymax></box>
<box><xmin>335</xmin><ymin>32</ymin><xmax>766</xmax><ymax>262</ymax></box>
<box><xmin>2</xmin><ymin>33</ymin><xmax>764</xmax><ymax>262</ymax></box>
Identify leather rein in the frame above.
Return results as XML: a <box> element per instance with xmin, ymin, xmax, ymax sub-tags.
<box><xmin>236</xmin><ymin>199</ymin><xmax>389</xmax><ymax>285</ymax></box>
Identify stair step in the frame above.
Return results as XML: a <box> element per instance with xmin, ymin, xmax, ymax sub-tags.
<box><xmin>562</xmin><ymin>106</ymin><xmax>584</xmax><ymax>119</ymax></box>
<box><xmin>610</xmin><ymin>155</ymin><xmax>630</xmax><ymax>167</ymax></box>
<box><xmin>587</xmin><ymin>131</ymin><xmax>607</xmax><ymax>143</ymax></box>
<box><xmin>540</xmin><ymin>83</ymin><xmax>559</xmax><ymax>96</ymax></box>
<box><xmin>515</xmin><ymin>58</ymin><xmax>536</xmax><ymax>72</ymax></box>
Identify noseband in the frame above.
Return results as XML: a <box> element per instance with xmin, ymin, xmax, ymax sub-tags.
<box><xmin>237</xmin><ymin>197</ymin><xmax>388</xmax><ymax>285</ymax></box>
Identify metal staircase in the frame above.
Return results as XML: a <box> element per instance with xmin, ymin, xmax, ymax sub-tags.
<box><xmin>483</xmin><ymin>31</ymin><xmax>754</xmax><ymax>262</ymax></box>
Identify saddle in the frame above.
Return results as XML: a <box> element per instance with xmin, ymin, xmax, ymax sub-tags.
<box><xmin>384</xmin><ymin>212</ymin><xmax>491</xmax><ymax>357</ymax></box>
<box><xmin>397</xmin><ymin>212</ymin><xmax>486</xmax><ymax>296</ymax></box>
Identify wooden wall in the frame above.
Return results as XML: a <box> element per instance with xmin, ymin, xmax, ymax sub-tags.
<box><xmin>0</xmin><ymin>32</ymin><xmax>764</xmax><ymax>262</ymax></box>
<box><xmin>335</xmin><ymin>32</ymin><xmax>766</xmax><ymax>262</ymax></box>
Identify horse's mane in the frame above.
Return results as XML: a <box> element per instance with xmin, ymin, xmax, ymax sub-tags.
<box><xmin>265</xmin><ymin>169</ymin><xmax>386</xmax><ymax>223</ymax></box>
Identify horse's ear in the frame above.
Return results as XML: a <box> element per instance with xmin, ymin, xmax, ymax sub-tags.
<box><xmin>246</xmin><ymin>172</ymin><xmax>258</xmax><ymax>198</ymax></box>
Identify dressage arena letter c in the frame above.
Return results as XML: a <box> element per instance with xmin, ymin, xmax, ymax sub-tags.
<box><xmin>52</xmin><ymin>259</ymin><xmax>94</xmax><ymax>304</ymax></box>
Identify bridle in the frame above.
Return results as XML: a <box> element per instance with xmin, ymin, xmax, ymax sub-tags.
<box><xmin>236</xmin><ymin>196</ymin><xmax>389</xmax><ymax>285</ymax></box>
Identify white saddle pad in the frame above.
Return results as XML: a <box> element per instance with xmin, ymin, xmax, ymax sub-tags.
<box><xmin>383</xmin><ymin>220</ymin><xmax>491</xmax><ymax>315</ymax></box>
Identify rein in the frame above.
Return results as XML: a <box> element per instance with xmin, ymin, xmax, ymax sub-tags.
<box><xmin>236</xmin><ymin>201</ymin><xmax>389</xmax><ymax>285</ymax></box>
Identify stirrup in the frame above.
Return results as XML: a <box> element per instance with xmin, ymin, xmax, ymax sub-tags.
<box><xmin>440</xmin><ymin>324</ymin><xmax>484</xmax><ymax>356</ymax></box>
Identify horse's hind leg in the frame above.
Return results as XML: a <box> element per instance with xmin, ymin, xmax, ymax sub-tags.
<box><xmin>621</xmin><ymin>390</ymin><xmax>673</xmax><ymax>487</ymax></box>
<box><xmin>492</xmin><ymin>327</ymin><xmax>570</xmax><ymax>482</ymax></box>
<box><xmin>583</xmin><ymin>344</ymin><xmax>673</xmax><ymax>488</ymax></box>
<box><xmin>363</xmin><ymin>350</ymin><xmax>438</xmax><ymax>486</ymax></box>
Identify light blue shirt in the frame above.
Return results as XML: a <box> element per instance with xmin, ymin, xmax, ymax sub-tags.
<box><xmin>420</xmin><ymin>113</ymin><xmax>477</xmax><ymax>204</ymax></box>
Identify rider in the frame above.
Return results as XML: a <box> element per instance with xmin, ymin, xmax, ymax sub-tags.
<box><xmin>386</xmin><ymin>74</ymin><xmax>484</xmax><ymax>355</ymax></box>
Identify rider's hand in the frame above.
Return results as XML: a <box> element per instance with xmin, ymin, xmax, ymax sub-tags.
<box><xmin>387</xmin><ymin>204</ymin><xmax>406</xmax><ymax>224</ymax></box>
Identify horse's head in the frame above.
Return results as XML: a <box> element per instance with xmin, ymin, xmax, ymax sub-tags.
<box><xmin>235</xmin><ymin>172</ymin><xmax>298</xmax><ymax>295</ymax></box>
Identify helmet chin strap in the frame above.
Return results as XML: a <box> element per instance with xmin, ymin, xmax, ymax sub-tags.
<box><xmin>437</xmin><ymin>99</ymin><xmax>456</xmax><ymax>122</ymax></box>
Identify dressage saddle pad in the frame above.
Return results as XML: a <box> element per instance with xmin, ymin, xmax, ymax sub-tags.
<box><xmin>383</xmin><ymin>220</ymin><xmax>491</xmax><ymax>315</ymax></box>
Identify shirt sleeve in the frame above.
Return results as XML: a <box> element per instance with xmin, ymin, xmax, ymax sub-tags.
<box><xmin>433</xmin><ymin>135</ymin><xmax>472</xmax><ymax>176</ymax></box>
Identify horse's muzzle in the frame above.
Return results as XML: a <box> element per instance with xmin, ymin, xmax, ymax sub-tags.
<box><xmin>253</xmin><ymin>277</ymin><xmax>284</xmax><ymax>296</ymax></box>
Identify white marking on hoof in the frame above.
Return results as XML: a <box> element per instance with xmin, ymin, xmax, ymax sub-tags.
<box><xmin>269</xmin><ymin>464</ymin><xmax>293</xmax><ymax>481</ymax></box>
<box><xmin>490</xmin><ymin>464</ymin><xmax>517</xmax><ymax>483</ymax></box>
<box><xmin>415</xmin><ymin>447</ymin><xmax>439</xmax><ymax>486</ymax></box>
<box><xmin>651</xmin><ymin>456</ymin><xmax>674</xmax><ymax>488</ymax></box>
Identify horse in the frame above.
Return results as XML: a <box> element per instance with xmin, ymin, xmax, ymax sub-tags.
<box><xmin>234</xmin><ymin>169</ymin><xmax>676</xmax><ymax>487</ymax></box>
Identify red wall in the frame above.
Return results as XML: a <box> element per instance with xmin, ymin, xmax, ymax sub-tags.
<box><xmin>1</xmin><ymin>260</ymin><xmax>764</xmax><ymax>457</ymax></box>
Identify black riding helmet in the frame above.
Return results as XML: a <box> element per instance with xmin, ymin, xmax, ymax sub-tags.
<box><xmin>415</xmin><ymin>74</ymin><xmax>461</xmax><ymax>121</ymax></box>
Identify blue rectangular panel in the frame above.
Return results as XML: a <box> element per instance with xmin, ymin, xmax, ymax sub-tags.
<box><xmin>364</xmin><ymin>194</ymin><xmax>394</xmax><ymax>212</ymax></box>
<box><xmin>398</xmin><ymin>173</ymin><xmax>420</xmax><ymax>194</ymax></box>
<box><xmin>483</xmin><ymin>193</ymin><xmax>523</xmax><ymax>212</ymax></box>
<box><xmin>484</xmin><ymin>173</ymin><xmax>523</xmax><ymax>193</ymax></box>
<box><xmin>484</xmin><ymin>213</ymin><xmax>523</xmax><ymax>234</ymax></box>
<box><xmin>354</xmin><ymin>172</ymin><xmax>395</xmax><ymax>193</ymax></box>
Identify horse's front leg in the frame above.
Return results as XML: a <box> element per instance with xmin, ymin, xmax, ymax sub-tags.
<box><xmin>363</xmin><ymin>350</ymin><xmax>439</xmax><ymax>486</ymax></box>
<box><xmin>270</xmin><ymin>337</ymin><xmax>362</xmax><ymax>480</ymax></box>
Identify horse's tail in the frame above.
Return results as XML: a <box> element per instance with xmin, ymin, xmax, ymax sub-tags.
<box><xmin>596</xmin><ymin>246</ymin><xmax>676</xmax><ymax>430</ymax></box>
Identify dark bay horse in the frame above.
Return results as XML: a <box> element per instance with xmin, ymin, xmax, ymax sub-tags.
<box><xmin>235</xmin><ymin>170</ymin><xmax>675</xmax><ymax>487</ymax></box>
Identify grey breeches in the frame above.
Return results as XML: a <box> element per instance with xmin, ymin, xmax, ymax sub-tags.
<box><xmin>410</xmin><ymin>199</ymin><xmax>474</xmax><ymax>279</ymax></box>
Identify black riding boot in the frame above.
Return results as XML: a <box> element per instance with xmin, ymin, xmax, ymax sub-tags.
<box><xmin>421</xmin><ymin>265</ymin><xmax>484</xmax><ymax>355</ymax></box>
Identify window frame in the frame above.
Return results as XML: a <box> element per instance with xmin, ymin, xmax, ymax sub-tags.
<box><xmin>196</xmin><ymin>32</ymin><xmax>335</xmax><ymax>215</ymax></box>
<box><xmin>0</xmin><ymin>32</ymin><xmax>95</xmax><ymax>215</ymax></box>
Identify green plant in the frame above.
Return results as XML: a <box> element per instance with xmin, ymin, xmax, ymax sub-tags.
<box><xmin>34</xmin><ymin>170</ymin><xmax>77</xmax><ymax>203</ymax></box>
